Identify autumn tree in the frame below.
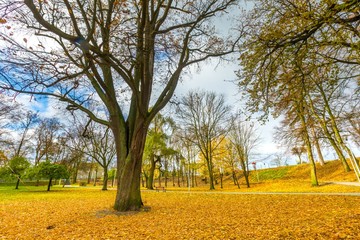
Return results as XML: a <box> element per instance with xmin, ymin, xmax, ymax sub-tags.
<box><xmin>177</xmin><ymin>90</ymin><xmax>231</xmax><ymax>190</ymax></box>
<box><xmin>0</xmin><ymin>0</ymin><xmax>240</xmax><ymax>211</ymax></box>
<box><xmin>174</xmin><ymin>128</ymin><xmax>200</xmax><ymax>188</ymax></box>
<box><xmin>143</xmin><ymin>113</ymin><xmax>176</xmax><ymax>189</ymax></box>
<box><xmin>228</xmin><ymin>115</ymin><xmax>260</xmax><ymax>188</ymax></box>
<box><xmin>238</xmin><ymin>0</ymin><xmax>359</xmax><ymax>185</ymax></box>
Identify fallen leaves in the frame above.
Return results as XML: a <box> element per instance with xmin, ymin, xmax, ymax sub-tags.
<box><xmin>1</xmin><ymin>187</ymin><xmax>360</xmax><ymax>239</ymax></box>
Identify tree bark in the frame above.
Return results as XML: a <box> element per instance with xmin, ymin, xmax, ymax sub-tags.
<box><xmin>146</xmin><ymin>154</ymin><xmax>156</xmax><ymax>190</ymax></box>
<box><xmin>47</xmin><ymin>177</ymin><xmax>52</xmax><ymax>191</ymax></box>
<box><xmin>102</xmin><ymin>167</ymin><xmax>108</xmax><ymax>190</ymax></box>
<box><xmin>232</xmin><ymin>171</ymin><xmax>240</xmax><ymax>189</ymax></box>
<box><xmin>15</xmin><ymin>177</ymin><xmax>20</xmax><ymax>190</ymax></box>
<box><xmin>113</xmin><ymin>119</ymin><xmax>147</xmax><ymax>212</ymax></box>
<box><xmin>311</xmin><ymin>126</ymin><xmax>326</xmax><ymax>166</ymax></box>
<box><xmin>297</xmin><ymin>103</ymin><xmax>318</xmax><ymax>186</ymax></box>
<box><xmin>206</xmin><ymin>158</ymin><xmax>215</xmax><ymax>190</ymax></box>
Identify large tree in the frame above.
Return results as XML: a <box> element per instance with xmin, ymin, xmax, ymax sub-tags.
<box><xmin>0</xmin><ymin>0</ymin><xmax>240</xmax><ymax>211</ymax></box>
<box><xmin>238</xmin><ymin>0</ymin><xmax>359</xmax><ymax>184</ymax></box>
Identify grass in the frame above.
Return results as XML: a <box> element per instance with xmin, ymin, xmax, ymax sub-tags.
<box><xmin>1</xmin><ymin>160</ymin><xmax>360</xmax><ymax>239</ymax></box>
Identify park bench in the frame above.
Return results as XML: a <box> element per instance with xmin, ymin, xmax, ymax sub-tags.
<box><xmin>155</xmin><ymin>186</ymin><xmax>166</xmax><ymax>192</ymax></box>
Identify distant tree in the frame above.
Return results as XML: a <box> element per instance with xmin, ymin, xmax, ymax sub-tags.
<box><xmin>33</xmin><ymin>118</ymin><xmax>62</xmax><ymax>165</ymax></box>
<box><xmin>82</xmin><ymin>123</ymin><xmax>116</xmax><ymax>190</ymax></box>
<box><xmin>37</xmin><ymin>161</ymin><xmax>69</xmax><ymax>191</ymax></box>
<box><xmin>0</xmin><ymin>156</ymin><xmax>30</xmax><ymax>189</ymax></box>
<box><xmin>228</xmin><ymin>115</ymin><xmax>260</xmax><ymax>188</ymax></box>
<box><xmin>143</xmin><ymin>113</ymin><xmax>176</xmax><ymax>190</ymax></box>
<box><xmin>177</xmin><ymin>91</ymin><xmax>231</xmax><ymax>190</ymax></box>
<box><xmin>291</xmin><ymin>146</ymin><xmax>307</xmax><ymax>165</ymax></box>
<box><xmin>3</xmin><ymin>111</ymin><xmax>39</xmax><ymax>158</ymax></box>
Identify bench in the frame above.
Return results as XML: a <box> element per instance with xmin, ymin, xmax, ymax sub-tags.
<box><xmin>155</xmin><ymin>186</ymin><xmax>166</xmax><ymax>192</ymax></box>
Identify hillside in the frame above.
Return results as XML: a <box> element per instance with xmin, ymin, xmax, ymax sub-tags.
<box><xmin>255</xmin><ymin>159</ymin><xmax>358</xmax><ymax>182</ymax></box>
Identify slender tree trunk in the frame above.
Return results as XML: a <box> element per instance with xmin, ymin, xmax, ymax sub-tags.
<box><xmin>47</xmin><ymin>177</ymin><xmax>53</xmax><ymax>191</ymax></box>
<box><xmin>311</xmin><ymin>126</ymin><xmax>325</xmax><ymax>166</ymax></box>
<box><xmin>102</xmin><ymin>167</ymin><xmax>108</xmax><ymax>190</ymax></box>
<box><xmin>232</xmin><ymin>170</ymin><xmax>240</xmax><ymax>189</ymax></box>
<box><xmin>240</xmin><ymin>160</ymin><xmax>250</xmax><ymax>188</ymax></box>
<box><xmin>191</xmin><ymin>169</ymin><xmax>195</xmax><ymax>188</ymax></box>
<box><xmin>195</xmin><ymin>170</ymin><xmax>198</xmax><ymax>187</ymax></box>
<box><xmin>93</xmin><ymin>167</ymin><xmax>98</xmax><ymax>186</ymax></box>
<box><xmin>15</xmin><ymin>176</ymin><xmax>20</xmax><ymax>190</ymax></box>
<box><xmin>172</xmin><ymin>170</ymin><xmax>175</xmax><ymax>187</ymax></box>
<box><xmin>307</xmin><ymin>87</ymin><xmax>351</xmax><ymax>172</ymax></box>
<box><xmin>158</xmin><ymin>169</ymin><xmax>162</xmax><ymax>187</ymax></box>
<box><xmin>72</xmin><ymin>161</ymin><xmax>80</xmax><ymax>184</ymax></box>
<box><xmin>146</xmin><ymin>155</ymin><xmax>156</xmax><ymax>190</ymax></box>
<box><xmin>164</xmin><ymin>159</ymin><xmax>168</xmax><ymax>188</ymax></box>
<box><xmin>181</xmin><ymin>166</ymin><xmax>185</xmax><ymax>186</ymax></box>
<box><xmin>206</xmin><ymin>158</ymin><xmax>215</xmax><ymax>190</ymax></box>
<box><xmin>141</xmin><ymin>173</ymin><xmax>145</xmax><ymax>188</ymax></box>
<box><xmin>87</xmin><ymin>160</ymin><xmax>94</xmax><ymax>184</ymax></box>
<box><xmin>220</xmin><ymin>172</ymin><xmax>223</xmax><ymax>189</ymax></box>
<box><xmin>297</xmin><ymin>103</ymin><xmax>318</xmax><ymax>186</ymax></box>
<box><xmin>177</xmin><ymin>170</ymin><xmax>181</xmax><ymax>187</ymax></box>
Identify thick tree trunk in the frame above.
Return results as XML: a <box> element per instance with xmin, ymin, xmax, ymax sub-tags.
<box><xmin>114</xmin><ymin>152</ymin><xmax>143</xmax><ymax>211</ymax></box>
<box><xmin>113</xmin><ymin>121</ymin><xmax>147</xmax><ymax>212</ymax></box>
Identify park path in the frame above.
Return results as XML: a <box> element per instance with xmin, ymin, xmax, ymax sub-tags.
<box><xmin>327</xmin><ymin>181</ymin><xmax>360</xmax><ymax>187</ymax></box>
<box><xmin>160</xmin><ymin>190</ymin><xmax>360</xmax><ymax>196</ymax></box>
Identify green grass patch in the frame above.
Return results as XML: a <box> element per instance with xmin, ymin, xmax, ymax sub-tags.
<box><xmin>255</xmin><ymin>166</ymin><xmax>290</xmax><ymax>181</ymax></box>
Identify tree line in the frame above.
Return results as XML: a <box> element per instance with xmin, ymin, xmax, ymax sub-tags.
<box><xmin>0</xmin><ymin>90</ymin><xmax>261</xmax><ymax>192</ymax></box>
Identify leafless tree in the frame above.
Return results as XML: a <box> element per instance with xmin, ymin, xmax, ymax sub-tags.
<box><xmin>228</xmin><ymin>115</ymin><xmax>260</xmax><ymax>188</ymax></box>
<box><xmin>177</xmin><ymin>90</ymin><xmax>231</xmax><ymax>190</ymax></box>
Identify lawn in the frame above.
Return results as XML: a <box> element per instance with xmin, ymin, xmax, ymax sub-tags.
<box><xmin>1</xmin><ymin>185</ymin><xmax>360</xmax><ymax>239</ymax></box>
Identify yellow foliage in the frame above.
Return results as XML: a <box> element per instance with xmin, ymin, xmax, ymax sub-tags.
<box><xmin>1</xmin><ymin>186</ymin><xmax>360</xmax><ymax>239</ymax></box>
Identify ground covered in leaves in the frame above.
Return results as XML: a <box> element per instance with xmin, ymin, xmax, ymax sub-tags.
<box><xmin>1</xmin><ymin>184</ymin><xmax>360</xmax><ymax>239</ymax></box>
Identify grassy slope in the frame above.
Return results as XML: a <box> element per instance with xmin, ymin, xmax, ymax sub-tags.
<box><xmin>160</xmin><ymin>159</ymin><xmax>360</xmax><ymax>193</ymax></box>
<box><xmin>256</xmin><ymin>159</ymin><xmax>358</xmax><ymax>182</ymax></box>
